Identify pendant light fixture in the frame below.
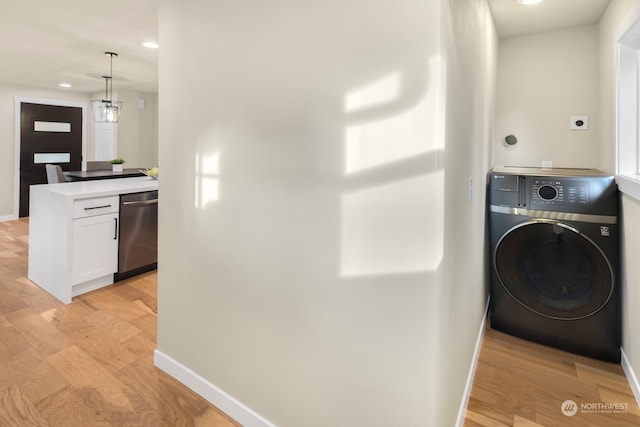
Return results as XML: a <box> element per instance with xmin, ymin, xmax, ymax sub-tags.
<box><xmin>91</xmin><ymin>52</ymin><xmax>122</xmax><ymax>123</ymax></box>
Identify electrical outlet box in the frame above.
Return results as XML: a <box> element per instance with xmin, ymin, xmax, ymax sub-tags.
<box><xmin>570</xmin><ymin>115</ymin><xmax>589</xmax><ymax>130</ymax></box>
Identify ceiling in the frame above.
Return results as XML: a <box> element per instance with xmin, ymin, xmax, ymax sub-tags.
<box><xmin>0</xmin><ymin>1</ymin><xmax>612</xmax><ymax>94</ymax></box>
<box><xmin>0</xmin><ymin>0</ymin><xmax>158</xmax><ymax>94</ymax></box>
<box><xmin>488</xmin><ymin>0</ymin><xmax>611</xmax><ymax>39</ymax></box>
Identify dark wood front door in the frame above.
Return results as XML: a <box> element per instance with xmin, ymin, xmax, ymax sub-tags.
<box><xmin>19</xmin><ymin>103</ymin><xmax>83</xmax><ymax>217</ymax></box>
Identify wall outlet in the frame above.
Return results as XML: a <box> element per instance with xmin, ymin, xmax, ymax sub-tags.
<box><xmin>570</xmin><ymin>115</ymin><xmax>589</xmax><ymax>130</ymax></box>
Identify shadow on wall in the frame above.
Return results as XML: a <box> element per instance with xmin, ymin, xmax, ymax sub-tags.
<box><xmin>184</xmin><ymin>53</ymin><xmax>447</xmax><ymax>426</ymax></box>
<box><xmin>340</xmin><ymin>57</ymin><xmax>446</xmax><ymax>279</ymax></box>
<box><xmin>192</xmin><ymin>55</ymin><xmax>447</xmax><ymax>278</ymax></box>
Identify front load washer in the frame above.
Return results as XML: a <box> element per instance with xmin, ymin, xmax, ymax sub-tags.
<box><xmin>488</xmin><ymin>166</ymin><xmax>620</xmax><ymax>362</ymax></box>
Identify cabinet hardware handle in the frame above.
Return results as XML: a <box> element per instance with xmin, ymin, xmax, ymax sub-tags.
<box><xmin>114</xmin><ymin>218</ymin><xmax>118</xmax><ymax>240</ymax></box>
<box><xmin>84</xmin><ymin>204</ymin><xmax>111</xmax><ymax>210</ymax></box>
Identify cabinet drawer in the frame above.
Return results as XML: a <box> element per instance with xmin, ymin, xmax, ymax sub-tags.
<box><xmin>73</xmin><ymin>196</ymin><xmax>119</xmax><ymax>219</ymax></box>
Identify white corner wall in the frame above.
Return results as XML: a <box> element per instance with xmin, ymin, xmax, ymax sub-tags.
<box><xmin>437</xmin><ymin>0</ymin><xmax>497</xmax><ymax>425</ymax></box>
<box><xmin>494</xmin><ymin>25</ymin><xmax>600</xmax><ymax>169</ymax></box>
<box><xmin>156</xmin><ymin>0</ymin><xmax>496</xmax><ymax>425</ymax></box>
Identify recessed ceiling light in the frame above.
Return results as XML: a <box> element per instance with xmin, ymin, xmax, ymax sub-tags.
<box><xmin>142</xmin><ymin>41</ymin><xmax>159</xmax><ymax>49</ymax></box>
<box><xmin>59</xmin><ymin>83</ymin><xmax>71</xmax><ymax>88</ymax></box>
<box><xmin>518</xmin><ymin>0</ymin><xmax>543</xmax><ymax>4</ymax></box>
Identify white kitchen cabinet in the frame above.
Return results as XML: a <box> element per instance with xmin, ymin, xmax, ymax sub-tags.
<box><xmin>72</xmin><ymin>212</ymin><xmax>119</xmax><ymax>285</ymax></box>
<box><xmin>28</xmin><ymin>177</ymin><xmax>158</xmax><ymax>304</ymax></box>
<box><xmin>71</xmin><ymin>195</ymin><xmax>119</xmax><ymax>287</ymax></box>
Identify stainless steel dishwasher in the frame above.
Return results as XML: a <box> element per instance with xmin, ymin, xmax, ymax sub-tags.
<box><xmin>115</xmin><ymin>190</ymin><xmax>158</xmax><ymax>281</ymax></box>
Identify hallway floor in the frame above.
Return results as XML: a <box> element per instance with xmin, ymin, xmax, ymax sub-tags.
<box><xmin>464</xmin><ymin>324</ymin><xmax>640</xmax><ymax>426</ymax></box>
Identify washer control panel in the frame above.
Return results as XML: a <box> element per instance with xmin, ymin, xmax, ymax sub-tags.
<box><xmin>489</xmin><ymin>168</ymin><xmax>617</xmax><ymax>216</ymax></box>
<box><xmin>531</xmin><ymin>178</ymin><xmax>589</xmax><ymax>208</ymax></box>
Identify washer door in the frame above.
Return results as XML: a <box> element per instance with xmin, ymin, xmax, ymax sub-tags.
<box><xmin>494</xmin><ymin>220</ymin><xmax>614</xmax><ymax>320</ymax></box>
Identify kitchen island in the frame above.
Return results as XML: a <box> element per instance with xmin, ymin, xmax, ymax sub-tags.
<box><xmin>28</xmin><ymin>177</ymin><xmax>159</xmax><ymax>303</ymax></box>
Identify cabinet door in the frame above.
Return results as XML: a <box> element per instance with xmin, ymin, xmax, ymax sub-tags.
<box><xmin>72</xmin><ymin>213</ymin><xmax>119</xmax><ymax>285</ymax></box>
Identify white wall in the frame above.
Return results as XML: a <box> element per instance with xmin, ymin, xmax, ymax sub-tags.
<box><xmin>494</xmin><ymin>25</ymin><xmax>600</xmax><ymax>169</ymax></box>
<box><xmin>156</xmin><ymin>0</ymin><xmax>496</xmax><ymax>425</ymax></box>
<box><xmin>437</xmin><ymin>0</ymin><xmax>497</xmax><ymax>425</ymax></box>
<box><xmin>116</xmin><ymin>89</ymin><xmax>158</xmax><ymax>169</ymax></box>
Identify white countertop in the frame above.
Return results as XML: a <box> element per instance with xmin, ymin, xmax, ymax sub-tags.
<box><xmin>30</xmin><ymin>176</ymin><xmax>158</xmax><ymax>200</ymax></box>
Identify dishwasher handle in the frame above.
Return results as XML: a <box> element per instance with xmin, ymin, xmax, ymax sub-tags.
<box><xmin>122</xmin><ymin>199</ymin><xmax>158</xmax><ymax>207</ymax></box>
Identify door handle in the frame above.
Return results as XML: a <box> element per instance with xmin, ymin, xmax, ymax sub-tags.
<box><xmin>114</xmin><ymin>217</ymin><xmax>118</xmax><ymax>240</ymax></box>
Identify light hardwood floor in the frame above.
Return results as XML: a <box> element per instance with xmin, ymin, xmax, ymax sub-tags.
<box><xmin>0</xmin><ymin>218</ymin><xmax>239</xmax><ymax>426</ymax></box>
<box><xmin>465</xmin><ymin>324</ymin><xmax>640</xmax><ymax>426</ymax></box>
<box><xmin>5</xmin><ymin>217</ymin><xmax>639</xmax><ymax>426</ymax></box>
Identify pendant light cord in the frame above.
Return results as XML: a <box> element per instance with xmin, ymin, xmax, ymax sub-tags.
<box><xmin>104</xmin><ymin>51</ymin><xmax>118</xmax><ymax>103</ymax></box>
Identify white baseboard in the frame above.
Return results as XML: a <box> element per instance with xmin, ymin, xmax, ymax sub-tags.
<box><xmin>455</xmin><ymin>296</ymin><xmax>490</xmax><ymax>427</ymax></box>
<box><xmin>154</xmin><ymin>350</ymin><xmax>276</xmax><ymax>427</ymax></box>
<box><xmin>0</xmin><ymin>214</ymin><xmax>18</xmax><ymax>223</ymax></box>
<box><xmin>621</xmin><ymin>348</ymin><xmax>640</xmax><ymax>408</ymax></box>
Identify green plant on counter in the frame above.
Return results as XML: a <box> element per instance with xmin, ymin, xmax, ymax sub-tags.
<box><xmin>110</xmin><ymin>158</ymin><xmax>125</xmax><ymax>164</ymax></box>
